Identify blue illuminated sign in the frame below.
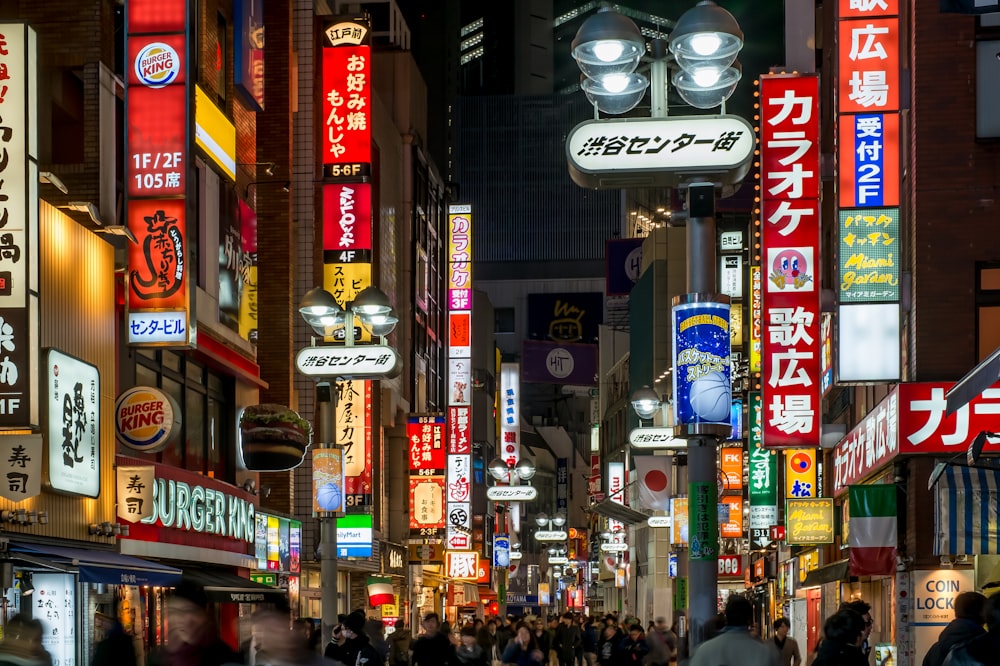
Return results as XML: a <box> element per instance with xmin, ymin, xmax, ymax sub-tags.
<box><xmin>852</xmin><ymin>113</ymin><xmax>885</xmax><ymax>206</ymax></box>
<box><xmin>672</xmin><ymin>300</ymin><xmax>732</xmax><ymax>427</ymax></box>
<box><xmin>493</xmin><ymin>534</ymin><xmax>510</xmax><ymax>567</ymax></box>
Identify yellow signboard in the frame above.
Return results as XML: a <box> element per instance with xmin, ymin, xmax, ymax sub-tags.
<box><xmin>785</xmin><ymin>498</ymin><xmax>834</xmax><ymax>545</ymax></box>
<box><xmin>784</xmin><ymin>449</ymin><xmax>818</xmax><ymax>499</ymax></box>
<box><xmin>322</xmin><ymin>261</ymin><xmax>373</xmax><ymax>343</ymax></box>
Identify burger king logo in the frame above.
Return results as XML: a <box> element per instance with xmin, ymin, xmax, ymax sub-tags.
<box><xmin>134</xmin><ymin>42</ymin><xmax>180</xmax><ymax>88</ymax></box>
<box><xmin>115</xmin><ymin>386</ymin><xmax>181</xmax><ymax>453</ymax></box>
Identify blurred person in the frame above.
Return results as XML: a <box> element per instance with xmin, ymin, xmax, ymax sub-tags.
<box><xmin>495</xmin><ymin>618</ymin><xmax>514</xmax><ymax>656</ymax></box>
<box><xmin>0</xmin><ymin>615</ymin><xmax>48</xmax><ymax>666</ymax></box>
<box><xmin>92</xmin><ymin>618</ymin><xmax>138</xmax><ymax>666</ymax></box>
<box><xmin>597</xmin><ymin>624</ymin><xmax>621</xmax><ymax>666</ymax></box>
<box><xmin>581</xmin><ymin>617</ymin><xmax>599</xmax><ymax>666</ymax></box>
<box><xmin>840</xmin><ymin>600</ymin><xmax>874</xmax><ymax>660</ymax></box>
<box><xmin>325</xmin><ymin>615</ymin><xmax>350</xmax><ymax>664</ymax></box>
<box><xmin>341</xmin><ymin>611</ymin><xmax>383</xmax><ymax>666</ymax></box>
<box><xmin>411</xmin><ymin>613</ymin><xmax>454</xmax><ymax>666</ymax></box>
<box><xmin>501</xmin><ymin>622</ymin><xmax>546</xmax><ymax>666</ymax></box>
<box><xmin>476</xmin><ymin>619</ymin><xmax>496</xmax><ymax>658</ymax></box>
<box><xmin>293</xmin><ymin>618</ymin><xmax>322</xmax><ymax>655</ymax></box>
<box><xmin>812</xmin><ymin>609</ymin><xmax>868</xmax><ymax>666</ymax></box>
<box><xmin>553</xmin><ymin>613</ymin><xmax>582</xmax><ymax>666</ymax></box>
<box><xmin>645</xmin><ymin>617</ymin><xmax>676</xmax><ymax>666</ymax></box>
<box><xmin>252</xmin><ymin>609</ymin><xmax>331</xmax><ymax>666</ymax></box>
<box><xmin>364</xmin><ymin>616</ymin><xmax>390</xmax><ymax>663</ymax></box>
<box><xmin>772</xmin><ymin>618</ymin><xmax>801</xmax><ymax>666</ymax></box>
<box><xmin>942</xmin><ymin>592</ymin><xmax>1000</xmax><ymax>665</ymax></box>
<box><xmin>455</xmin><ymin>625</ymin><xmax>489</xmax><ymax>666</ymax></box>
<box><xmin>149</xmin><ymin>582</ymin><xmax>240</xmax><ymax>666</ymax></box>
<box><xmin>533</xmin><ymin>618</ymin><xmax>552</xmax><ymax>663</ymax></box>
<box><xmin>388</xmin><ymin>619</ymin><xmax>411</xmax><ymax>666</ymax></box>
<box><xmin>923</xmin><ymin>592</ymin><xmax>986</xmax><ymax>666</ymax></box>
<box><xmin>619</xmin><ymin>625</ymin><xmax>648</xmax><ymax>666</ymax></box>
<box><xmin>689</xmin><ymin>596</ymin><xmax>778</xmax><ymax>666</ymax></box>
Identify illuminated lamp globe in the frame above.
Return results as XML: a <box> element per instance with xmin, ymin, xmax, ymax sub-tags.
<box><xmin>672</xmin><ymin>62</ymin><xmax>742</xmax><ymax>110</ymax></box>
<box><xmin>581</xmin><ymin>73</ymin><xmax>649</xmax><ymax>115</ymax></box>
<box><xmin>552</xmin><ymin>512</ymin><xmax>567</xmax><ymax>527</ymax></box>
<box><xmin>631</xmin><ymin>385</ymin><xmax>662</xmax><ymax>419</ymax></box>
<box><xmin>535</xmin><ymin>512</ymin><xmax>550</xmax><ymax>528</ymax></box>
<box><xmin>514</xmin><ymin>457</ymin><xmax>537</xmax><ymax>481</ymax></box>
<box><xmin>488</xmin><ymin>456</ymin><xmax>511</xmax><ymax>481</ymax></box>
<box><xmin>351</xmin><ymin>286</ymin><xmax>392</xmax><ymax>316</ymax></box>
<box><xmin>571</xmin><ymin>8</ymin><xmax>646</xmax><ymax>81</ymax></box>
<box><xmin>669</xmin><ymin>0</ymin><xmax>743</xmax><ymax>74</ymax></box>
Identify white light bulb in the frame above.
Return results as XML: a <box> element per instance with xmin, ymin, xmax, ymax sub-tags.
<box><xmin>592</xmin><ymin>40</ymin><xmax>625</xmax><ymax>63</ymax></box>
<box><xmin>689</xmin><ymin>33</ymin><xmax>722</xmax><ymax>56</ymax></box>
<box><xmin>602</xmin><ymin>73</ymin><xmax>630</xmax><ymax>94</ymax></box>
<box><xmin>692</xmin><ymin>68</ymin><xmax>721</xmax><ymax>88</ymax></box>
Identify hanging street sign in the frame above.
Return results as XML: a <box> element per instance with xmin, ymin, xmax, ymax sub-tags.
<box><xmin>629</xmin><ymin>427</ymin><xmax>688</xmax><ymax>449</ymax></box>
<box><xmin>295</xmin><ymin>345</ymin><xmax>401</xmax><ymax>378</ymax></box>
<box><xmin>566</xmin><ymin>115</ymin><xmax>755</xmax><ymax>194</ymax></box>
<box><xmin>534</xmin><ymin>530</ymin><xmax>568</xmax><ymax>542</ymax></box>
<box><xmin>486</xmin><ymin>486</ymin><xmax>538</xmax><ymax>502</ymax></box>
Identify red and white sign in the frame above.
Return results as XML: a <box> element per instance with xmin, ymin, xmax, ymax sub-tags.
<box><xmin>770</xmin><ymin>525</ymin><xmax>786</xmax><ymax>542</ymax></box>
<box><xmin>446</xmin><ymin>454</ymin><xmax>471</xmax><ymax>502</ymax></box>
<box><xmin>448</xmin><ymin>312</ymin><xmax>471</xmax><ymax>358</ymax></box>
<box><xmin>445</xmin><ymin>551</ymin><xmax>479</xmax><ymax>580</ymax></box>
<box><xmin>832</xmin><ymin>381</ymin><xmax>1000</xmax><ymax>494</ymax></box>
<box><xmin>407</xmin><ymin>416</ymin><xmax>445</xmax><ymax>473</ymax></box>
<box><xmin>448</xmin><ymin>406</ymin><xmax>471</xmax><ymax>454</ymax></box>
<box><xmin>409</xmin><ymin>476</ymin><xmax>446</xmax><ymax>531</ymax></box>
<box><xmin>323</xmin><ymin>183</ymin><xmax>372</xmax><ymax>252</ymax></box>
<box><xmin>608</xmin><ymin>461</ymin><xmax>627</xmax><ymax>534</ymax></box>
<box><xmin>321</xmin><ymin>44</ymin><xmax>371</xmax><ymax>165</ymax></box>
<box><xmin>589</xmin><ymin>454</ymin><xmax>601</xmax><ymax>495</ymax></box>
<box><xmin>760</xmin><ymin>75</ymin><xmax>822</xmax><ymax>449</ymax></box>
<box><xmin>718</xmin><ymin>554</ymin><xmax>743</xmax><ymax>578</ymax></box>
<box><xmin>837</xmin><ymin>16</ymin><xmax>900</xmax><ymax>114</ymax></box>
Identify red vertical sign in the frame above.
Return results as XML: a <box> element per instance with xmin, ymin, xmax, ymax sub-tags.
<box><xmin>321</xmin><ymin>44</ymin><xmax>371</xmax><ymax>165</ymax></box>
<box><xmin>759</xmin><ymin>75</ymin><xmax>821</xmax><ymax>448</ymax></box>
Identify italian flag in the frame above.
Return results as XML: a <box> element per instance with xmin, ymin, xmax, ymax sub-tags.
<box><xmin>848</xmin><ymin>485</ymin><xmax>897</xmax><ymax>576</ymax></box>
<box><xmin>367</xmin><ymin>576</ymin><xmax>394</xmax><ymax>606</ymax></box>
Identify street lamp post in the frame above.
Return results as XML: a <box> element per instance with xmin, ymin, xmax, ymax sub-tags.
<box><xmin>297</xmin><ymin>285</ymin><xmax>399</xmax><ymax>645</ymax></box>
<box><xmin>572</xmin><ymin>1</ymin><xmax>745</xmax><ymax>652</ymax></box>
<box><xmin>487</xmin><ymin>457</ymin><xmax>536</xmax><ymax>618</ymax></box>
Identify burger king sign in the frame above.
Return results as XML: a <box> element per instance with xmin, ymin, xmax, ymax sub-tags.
<box><xmin>115</xmin><ymin>386</ymin><xmax>182</xmax><ymax>453</ymax></box>
<box><xmin>134</xmin><ymin>42</ymin><xmax>180</xmax><ymax>88</ymax></box>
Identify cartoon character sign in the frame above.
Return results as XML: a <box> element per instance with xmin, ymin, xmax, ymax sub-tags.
<box><xmin>768</xmin><ymin>247</ymin><xmax>814</xmax><ymax>291</ymax></box>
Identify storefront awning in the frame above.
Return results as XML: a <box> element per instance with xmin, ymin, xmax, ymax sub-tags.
<box><xmin>801</xmin><ymin>559</ymin><xmax>850</xmax><ymax>589</ymax></box>
<box><xmin>934</xmin><ymin>464</ymin><xmax>1000</xmax><ymax>555</ymax></box>
<box><xmin>8</xmin><ymin>541</ymin><xmax>182</xmax><ymax>587</ymax></box>
<box><xmin>589</xmin><ymin>498</ymin><xmax>648</xmax><ymax>525</ymax></box>
<box><xmin>183</xmin><ymin>568</ymin><xmax>287</xmax><ymax>604</ymax></box>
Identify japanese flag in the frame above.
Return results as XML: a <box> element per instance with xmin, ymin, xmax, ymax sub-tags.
<box><xmin>634</xmin><ymin>455</ymin><xmax>672</xmax><ymax>511</ymax></box>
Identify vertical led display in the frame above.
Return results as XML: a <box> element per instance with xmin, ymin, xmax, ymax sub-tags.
<box><xmin>759</xmin><ymin>74</ymin><xmax>821</xmax><ymax>448</ymax></box>
<box><xmin>836</xmin><ymin>0</ymin><xmax>902</xmax><ymax>383</ymax></box>
<box><xmin>125</xmin><ymin>0</ymin><xmax>192</xmax><ymax>346</ymax></box>
<box><xmin>672</xmin><ymin>299</ymin><xmax>731</xmax><ymax>429</ymax></box>
<box><xmin>446</xmin><ymin>204</ymin><xmax>473</xmax><ymax>556</ymax></box>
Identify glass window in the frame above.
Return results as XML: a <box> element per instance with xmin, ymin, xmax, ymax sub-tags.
<box><xmin>495</xmin><ymin>307</ymin><xmax>516</xmax><ymax>333</ymax></box>
<box><xmin>162</xmin><ymin>351</ymin><xmax>182</xmax><ymax>374</ymax></box>
<box><xmin>160</xmin><ymin>377</ymin><xmax>184</xmax><ymax>468</ymax></box>
<box><xmin>207</xmin><ymin>396</ymin><xmax>223</xmax><ymax>475</ymax></box>
<box><xmin>186</xmin><ymin>387</ymin><xmax>205</xmax><ymax>473</ymax></box>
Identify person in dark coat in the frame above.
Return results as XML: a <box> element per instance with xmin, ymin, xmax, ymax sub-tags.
<box><xmin>92</xmin><ymin>619</ymin><xmax>138</xmax><ymax>666</ymax></box>
<box><xmin>618</xmin><ymin>625</ymin><xmax>649</xmax><ymax>666</ymax></box>
<box><xmin>0</xmin><ymin>615</ymin><xmax>48</xmax><ymax>666</ymax></box>
<box><xmin>959</xmin><ymin>593</ymin><xmax>1000</xmax><ymax>665</ymax></box>
<box><xmin>411</xmin><ymin>613</ymin><xmax>455</xmax><ymax>666</ymax></box>
<box><xmin>553</xmin><ymin>614</ymin><xmax>582</xmax><ymax>666</ymax></box>
<box><xmin>148</xmin><ymin>582</ymin><xmax>241</xmax><ymax>666</ymax></box>
<box><xmin>923</xmin><ymin>592</ymin><xmax>987</xmax><ymax>666</ymax></box>
<box><xmin>811</xmin><ymin>609</ymin><xmax>868</xmax><ymax>666</ymax></box>
<box><xmin>342</xmin><ymin>611</ymin><xmax>384</xmax><ymax>666</ymax></box>
<box><xmin>455</xmin><ymin>625</ymin><xmax>489</xmax><ymax>666</ymax></box>
<box><xmin>325</xmin><ymin>614</ymin><xmax>350</xmax><ymax>663</ymax></box>
<box><xmin>388</xmin><ymin>620</ymin><xmax>412</xmax><ymax>666</ymax></box>
<box><xmin>501</xmin><ymin>623</ymin><xmax>545</xmax><ymax>666</ymax></box>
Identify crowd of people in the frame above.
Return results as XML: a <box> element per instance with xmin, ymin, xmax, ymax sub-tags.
<box><xmin>0</xmin><ymin>581</ymin><xmax>998</xmax><ymax>666</ymax></box>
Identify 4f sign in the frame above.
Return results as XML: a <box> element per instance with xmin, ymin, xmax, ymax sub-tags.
<box><xmin>486</xmin><ymin>486</ymin><xmax>538</xmax><ymax>502</ymax></box>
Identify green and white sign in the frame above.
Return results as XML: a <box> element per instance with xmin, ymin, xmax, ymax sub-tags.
<box><xmin>748</xmin><ymin>392</ymin><xmax>778</xmax><ymax>548</ymax></box>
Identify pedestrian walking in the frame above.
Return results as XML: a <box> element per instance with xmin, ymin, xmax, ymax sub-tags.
<box><xmin>148</xmin><ymin>581</ymin><xmax>241</xmax><ymax>666</ymax></box>
<box><xmin>689</xmin><ymin>596</ymin><xmax>778</xmax><ymax>666</ymax></box>
<box><xmin>771</xmin><ymin>618</ymin><xmax>801</xmax><ymax>666</ymax></box>
<box><xmin>645</xmin><ymin>617</ymin><xmax>676</xmax><ymax>666</ymax></box>
<box><xmin>811</xmin><ymin>609</ymin><xmax>868</xmax><ymax>666</ymax></box>
<box><xmin>553</xmin><ymin>613</ymin><xmax>582</xmax><ymax>666</ymax></box>
<box><xmin>922</xmin><ymin>592</ymin><xmax>986</xmax><ymax>666</ymax></box>
<box><xmin>411</xmin><ymin>613</ymin><xmax>455</xmax><ymax>666</ymax></box>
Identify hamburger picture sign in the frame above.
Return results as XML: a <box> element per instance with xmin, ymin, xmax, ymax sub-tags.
<box><xmin>239</xmin><ymin>404</ymin><xmax>313</xmax><ymax>472</ymax></box>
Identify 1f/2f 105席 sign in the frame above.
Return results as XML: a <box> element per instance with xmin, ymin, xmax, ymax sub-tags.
<box><xmin>566</xmin><ymin>115</ymin><xmax>755</xmax><ymax>193</ymax></box>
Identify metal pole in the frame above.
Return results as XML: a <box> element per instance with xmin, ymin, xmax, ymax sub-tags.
<box><xmin>684</xmin><ymin>182</ymin><xmax>719</xmax><ymax>652</ymax></box>
<box><xmin>650</xmin><ymin>39</ymin><xmax>669</xmax><ymax>119</ymax></box>
<box><xmin>318</xmin><ymin>380</ymin><xmax>339</xmax><ymax>644</ymax></box>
